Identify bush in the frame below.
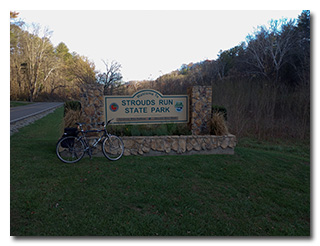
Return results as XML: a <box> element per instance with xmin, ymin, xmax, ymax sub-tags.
<box><xmin>212</xmin><ymin>105</ymin><xmax>227</xmax><ymax>120</ymax></box>
<box><xmin>211</xmin><ymin>112</ymin><xmax>229</xmax><ymax>135</ymax></box>
<box><xmin>64</xmin><ymin>101</ymin><xmax>81</xmax><ymax>116</ymax></box>
<box><xmin>63</xmin><ymin>101</ymin><xmax>83</xmax><ymax>129</ymax></box>
<box><xmin>108</xmin><ymin>123</ymin><xmax>191</xmax><ymax>136</ymax></box>
<box><xmin>64</xmin><ymin>109</ymin><xmax>83</xmax><ymax>128</ymax></box>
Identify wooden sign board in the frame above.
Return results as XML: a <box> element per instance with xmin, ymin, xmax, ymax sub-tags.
<box><xmin>104</xmin><ymin>89</ymin><xmax>188</xmax><ymax>125</ymax></box>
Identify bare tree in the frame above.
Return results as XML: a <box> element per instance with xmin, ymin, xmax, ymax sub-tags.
<box><xmin>98</xmin><ymin>60</ymin><xmax>123</xmax><ymax>95</ymax></box>
<box><xmin>246</xmin><ymin>19</ymin><xmax>296</xmax><ymax>83</ymax></box>
<box><xmin>246</xmin><ymin>27</ymin><xmax>270</xmax><ymax>80</ymax></box>
<box><xmin>267</xmin><ymin>19</ymin><xmax>296</xmax><ymax>83</ymax></box>
<box><xmin>20</xmin><ymin>24</ymin><xmax>57</xmax><ymax>101</ymax></box>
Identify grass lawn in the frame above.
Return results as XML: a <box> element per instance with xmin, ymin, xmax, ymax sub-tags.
<box><xmin>10</xmin><ymin>101</ymin><xmax>33</xmax><ymax>107</ymax></box>
<box><xmin>10</xmin><ymin>107</ymin><xmax>310</xmax><ymax>236</ymax></box>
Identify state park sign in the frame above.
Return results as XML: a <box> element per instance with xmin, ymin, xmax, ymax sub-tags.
<box><xmin>104</xmin><ymin>89</ymin><xmax>189</xmax><ymax>125</ymax></box>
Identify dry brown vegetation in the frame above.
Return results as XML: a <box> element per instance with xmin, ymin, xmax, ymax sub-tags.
<box><xmin>211</xmin><ymin>112</ymin><xmax>229</xmax><ymax>136</ymax></box>
<box><xmin>63</xmin><ymin>109</ymin><xmax>83</xmax><ymax>128</ymax></box>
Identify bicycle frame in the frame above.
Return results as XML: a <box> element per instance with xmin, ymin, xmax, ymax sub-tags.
<box><xmin>56</xmin><ymin>119</ymin><xmax>124</xmax><ymax>163</ymax></box>
<box><xmin>76</xmin><ymin>122</ymin><xmax>113</xmax><ymax>158</ymax></box>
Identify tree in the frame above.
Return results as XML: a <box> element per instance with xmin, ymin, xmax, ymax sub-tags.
<box><xmin>10</xmin><ymin>22</ymin><xmax>58</xmax><ymax>101</ymax></box>
<box><xmin>10</xmin><ymin>17</ymin><xmax>97</xmax><ymax>101</ymax></box>
<box><xmin>55</xmin><ymin>42</ymin><xmax>73</xmax><ymax>62</ymax></box>
<box><xmin>98</xmin><ymin>60</ymin><xmax>123</xmax><ymax>95</ymax></box>
<box><xmin>245</xmin><ymin>26</ymin><xmax>272</xmax><ymax>80</ymax></box>
<box><xmin>10</xmin><ymin>13</ymin><xmax>24</xmax><ymax>99</ymax></box>
<box><xmin>10</xmin><ymin>11</ymin><xmax>24</xmax><ymax>50</ymax></box>
<box><xmin>68</xmin><ymin>54</ymin><xmax>96</xmax><ymax>85</ymax></box>
<box><xmin>245</xmin><ymin>18</ymin><xmax>296</xmax><ymax>83</ymax></box>
<box><xmin>20</xmin><ymin>24</ymin><xmax>58</xmax><ymax>101</ymax></box>
<box><xmin>217</xmin><ymin>44</ymin><xmax>245</xmax><ymax>80</ymax></box>
<box><xmin>288</xmin><ymin>10</ymin><xmax>310</xmax><ymax>85</ymax></box>
<box><xmin>46</xmin><ymin>43</ymin><xmax>96</xmax><ymax>99</ymax></box>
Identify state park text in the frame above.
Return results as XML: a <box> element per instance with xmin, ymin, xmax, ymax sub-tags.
<box><xmin>105</xmin><ymin>90</ymin><xmax>188</xmax><ymax>125</ymax></box>
<box><xmin>122</xmin><ymin>99</ymin><xmax>173</xmax><ymax>114</ymax></box>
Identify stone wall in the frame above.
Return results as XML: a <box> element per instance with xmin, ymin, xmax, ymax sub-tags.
<box><xmin>188</xmin><ymin>86</ymin><xmax>212</xmax><ymax>135</ymax></box>
<box><xmin>88</xmin><ymin>134</ymin><xmax>236</xmax><ymax>156</ymax></box>
<box><xmin>121</xmin><ymin>134</ymin><xmax>236</xmax><ymax>156</ymax></box>
<box><xmin>79</xmin><ymin>85</ymin><xmax>214</xmax><ymax>134</ymax></box>
<box><xmin>79</xmin><ymin>84</ymin><xmax>104</xmax><ymax>130</ymax></box>
<box><xmin>78</xmin><ymin>85</ymin><xmax>236</xmax><ymax>156</ymax></box>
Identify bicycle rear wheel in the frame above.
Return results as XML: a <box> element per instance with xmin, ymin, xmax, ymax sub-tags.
<box><xmin>102</xmin><ymin>135</ymin><xmax>124</xmax><ymax>161</ymax></box>
<box><xmin>56</xmin><ymin>136</ymin><xmax>85</xmax><ymax>163</ymax></box>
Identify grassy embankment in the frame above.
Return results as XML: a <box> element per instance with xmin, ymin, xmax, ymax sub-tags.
<box><xmin>10</xmin><ymin>101</ymin><xmax>33</xmax><ymax>107</ymax></box>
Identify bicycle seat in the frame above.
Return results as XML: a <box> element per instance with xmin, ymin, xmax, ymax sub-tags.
<box><xmin>106</xmin><ymin>119</ymin><xmax>114</xmax><ymax>125</ymax></box>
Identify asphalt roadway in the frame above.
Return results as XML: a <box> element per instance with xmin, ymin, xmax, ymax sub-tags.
<box><xmin>10</xmin><ymin>102</ymin><xmax>64</xmax><ymax>123</ymax></box>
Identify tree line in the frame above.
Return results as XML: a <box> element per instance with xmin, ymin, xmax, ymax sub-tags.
<box><xmin>135</xmin><ymin>11</ymin><xmax>309</xmax><ymax>94</ymax></box>
<box><xmin>10</xmin><ymin>11</ymin><xmax>97</xmax><ymax>102</ymax></box>
<box><xmin>10</xmin><ymin>11</ymin><xmax>310</xmax><ymax>140</ymax></box>
<box><xmin>115</xmin><ymin>10</ymin><xmax>310</xmax><ymax>140</ymax></box>
<box><xmin>10</xmin><ymin>11</ymin><xmax>124</xmax><ymax>102</ymax></box>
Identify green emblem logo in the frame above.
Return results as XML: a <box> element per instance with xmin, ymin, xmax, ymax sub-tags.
<box><xmin>175</xmin><ymin>101</ymin><xmax>183</xmax><ymax>112</ymax></box>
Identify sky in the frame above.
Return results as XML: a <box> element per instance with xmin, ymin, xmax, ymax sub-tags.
<box><xmin>17</xmin><ymin>10</ymin><xmax>302</xmax><ymax>82</ymax></box>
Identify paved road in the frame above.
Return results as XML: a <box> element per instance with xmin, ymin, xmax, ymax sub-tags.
<box><xmin>10</xmin><ymin>102</ymin><xmax>64</xmax><ymax>123</ymax></box>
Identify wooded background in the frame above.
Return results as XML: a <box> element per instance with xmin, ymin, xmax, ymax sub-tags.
<box><xmin>10</xmin><ymin>11</ymin><xmax>310</xmax><ymax>140</ymax></box>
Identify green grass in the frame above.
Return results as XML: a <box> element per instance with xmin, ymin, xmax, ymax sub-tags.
<box><xmin>10</xmin><ymin>107</ymin><xmax>310</xmax><ymax>236</ymax></box>
<box><xmin>10</xmin><ymin>101</ymin><xmax>33</xmax><ymax>107</ymax></box>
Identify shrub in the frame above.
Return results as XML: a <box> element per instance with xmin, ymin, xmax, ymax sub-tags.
<box><xmin>108</xmin><ymin>123</ymin><xmax>191</xmax><ymax>136</ymax></box>
<box><xmin>155</xmin><ymin>124</ymin><xmax>168</xmax><ymax>136</ymax></box>
<box><xmin>64</xmin><ymin>101</ymin><xmax>81</xmax><ymax>116</ymax></box>
<box><xmin>64</xmin><ymin>109</ymin><xmax>83</xmax><ymax>128</ymax></box>
<box><xmin>211</xmin><ymin>112</ymin><xmax>229</xmax><ymax>135</ymax></box>
<box><xmin>212</xmin><ymin>105</ymin><xmax>227</xmax><ymax>120</ymax></box>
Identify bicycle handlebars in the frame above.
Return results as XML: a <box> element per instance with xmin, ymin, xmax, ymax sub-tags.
<box><xmin>76</xmin><ymin>119</ymin><xmax>114</xmax><ymax>129</ymax></box>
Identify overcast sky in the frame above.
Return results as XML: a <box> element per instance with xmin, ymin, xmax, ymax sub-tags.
<box><xmin>18</xmin><ymin>10</ymin><xmax>302</xmax><ymax>81</ymax></box>
<box><xmin>17</xmin><ymin>10</ymin><xmax>302</xmax><ymax>81</ymax></box>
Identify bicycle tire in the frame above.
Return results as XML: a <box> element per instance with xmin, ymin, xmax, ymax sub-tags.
<box><xmin>102</xmin><ymin>135</ymin><xmax>124</xmax><ymax>161</ymax></box>
<box><xmin>56</xmin><ymin>136</ymin><xmax>85</xmax><ymax>163</ymax></box>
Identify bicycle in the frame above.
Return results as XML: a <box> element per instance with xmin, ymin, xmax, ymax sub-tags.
<box><xmin>56</xmin><ymin>119</ymin><xmax>124</xmax><ymax>163</ymax></box>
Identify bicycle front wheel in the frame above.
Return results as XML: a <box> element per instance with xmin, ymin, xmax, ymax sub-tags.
<box><xmin>102</xmin><ymin>135</ymin><xmax>124</xmax><ymax>161</ymax></box>
<box><xmin>56</xmin><ymin>136</ymin><xmax>85</xmax><ymax>163</ymax></box>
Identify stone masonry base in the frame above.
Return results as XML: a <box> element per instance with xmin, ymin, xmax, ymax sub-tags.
<box><xmin>90</xmin><ymin>134</ymin><xmax>236</xmax><ymax>156</ymax></box>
